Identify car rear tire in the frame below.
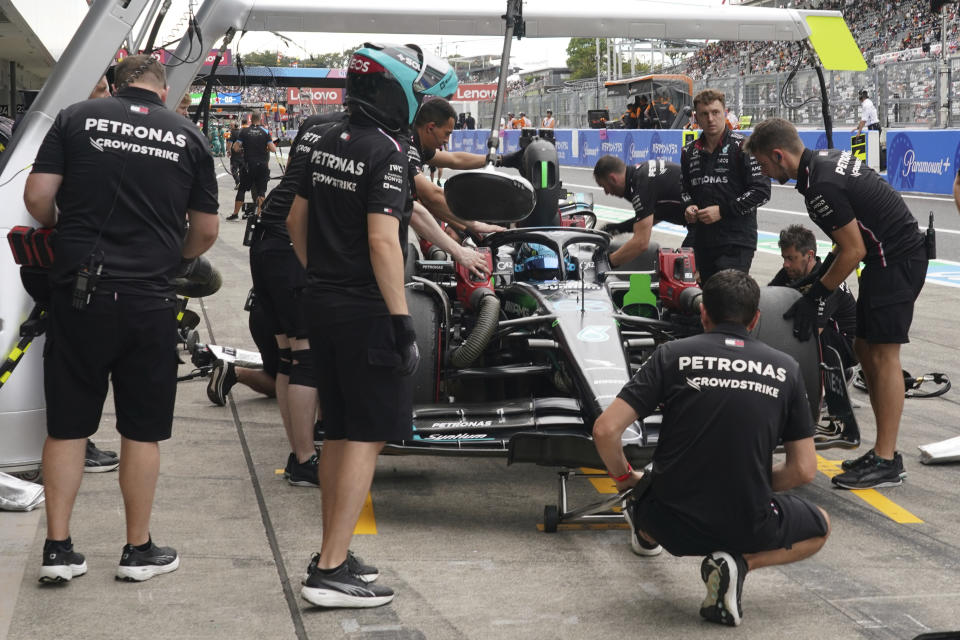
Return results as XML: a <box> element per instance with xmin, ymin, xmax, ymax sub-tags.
<box><xmin>406</xmin><ymin>286</ymin><xmax>441</xmax><ymax>404</ymax></box>
<box><xmin>751</xmin><ymin>286</ymin><xmax>823</xmax><ymax>421</ymax></box>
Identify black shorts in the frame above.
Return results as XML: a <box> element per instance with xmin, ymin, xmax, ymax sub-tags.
<box><xmin>695</xmin><ymin>245</ymin><xmax>754</xmax><ymax>285</ymax></box>
<box><xmin>250</xmin><ymin>235</ymin><xmax>307</xmax><ymax>339</ymax></box>
<box><xmin>238</xmin><ymin>161</ymin><xmax>269</xmax><ymax>199</ymax></box>
<box><xmin>302</xmin><ymin>299</ymin><xmax>413</xmax><ymax>442</ymax></box>
<box><xmin>44</xmin><ymin>289</ymin><xmax>178</xmax><ymax>442</ymax></box>
<box><xmin>634</xmin><ymin>493</ymin><xmax>827</xmax><ymax>557</ymax></box>
<box><xmin>856</xmin><ymin>251</ymin><xmax>927</xmax><ymax>344</ymax></box>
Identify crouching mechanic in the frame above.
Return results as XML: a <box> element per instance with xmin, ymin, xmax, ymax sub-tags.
<box><xmin>24</xmin><ymin>54</ymin><xmax>219</xmax><ymax>583</ymax></box>
<box><xmin>592</xmin><ymin>155</ymin><xmax>693</xmax><ymax>267</ymax></box>
<box><xmin>287</xmin><ymin>43</ymin><xmax>432</xmax><ymax>608</ymax></box>
<box><xmin>593</xmin><ymin>270</ymin><xmax>829</xmax><ymax>627</ymax></box>
<box><xmin>746</xmin><ymin>118</ymin><xmax>927</xmax><ymax>490</ymax></box>
<box><xmin>769</xmin><ymin>224</ymin><xmax>857</xmax><ymax>372</ymax></box>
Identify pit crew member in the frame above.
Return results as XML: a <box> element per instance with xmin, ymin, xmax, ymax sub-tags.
<box><xmin>681</xmin><ymin>89</ymin><xmax>770</xmax><ymax>283</ymax></box>
<box><xmin>408</xmin><ymin>97</ymin><xmax>504</xmax><ymax>240</ymax></box>
<box><xmin>24</xmin><ymin>54</ymin><xmax>219</xmax><ymax>583</ymax></box>
<box><xmin>287</xmin><ymin>43</ymin><xmax>429</xmax><ymax>609</ymax></box>
<box><xmin>593</xmin><ymin>270</ymin><xmax>829</xmax><ymax>627</ymax></box>
<box><xmin>746</xmin><ymin>117</ymin><xmax>927</xmax><ymax>490</ymax></box>
<box><xmin>229</xmin><ymin>112</ymin><xmax>276</xmax><ymax>220</ymax></box>
<box><xmin>592</xmin><ymin>155</ymin><xmax>693</xmax><ymax>267</ymax></box>
<box><xmin>769</xmin><ymin>224</ymin><xmax>857</xmax><ymax>372</ymax></box>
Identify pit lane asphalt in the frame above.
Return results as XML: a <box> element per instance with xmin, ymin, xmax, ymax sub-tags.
<box><xmin>3</xmin><ymin>158</ymin><xmax>960</xmax><ymax>640</ymax></box>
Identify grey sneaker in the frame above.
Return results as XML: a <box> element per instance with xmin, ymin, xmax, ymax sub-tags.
<box><xmin>841</xmin><ymin>449</ymin><xmax>906</xmax><ymax>478</ymax></box>
<box><xmin>39</xmin><ymin>539</ymin><xmax>87</xmax><ymax>584</ymax></box>
<box><xmin>833</xmin><ymin>452</ymin><xmax>904</xmax><ymax>490</ymax></box>
<box><xmin>700</xmin><ymin>551</ymin><xmax>747</xmax><ymax>627</ymax></box>
<box><xmin>84</xmin><ymin>439</ymin><xmax>119</xmax><ymax>473</ymax></box>
<box><xmin>116</xmin><ymin>541</ymin><xmax>180</xmax><ymax>582</ymax></box>
<box><xmin>206</xmin><ymin>360</ymin><xmax>237</xmax><ymax>407</ymax></box>
<box><xmin>301</xmin><ymin>559</ymin><xmax>393</xmax><ymax>608</ymax></box>
<box><xmin>304</xmin><ymin>550</ymin><xmax>379</xmax><ymax>584</ymax></box>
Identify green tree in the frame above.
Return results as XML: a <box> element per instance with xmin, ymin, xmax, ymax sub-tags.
<box><xmin>566</xmin><ymin>38</ymin><xmax>605</xmax><ymax>81</ymax></box>
<box><xmin>565</xmin><ymin>39</ymin><xmax>648</xmax><ymax>81</ymax></box>
<box><xmin>238</xmin><ymin>48</ymin><xmax>355</xmax><ymax>69</ymax></box>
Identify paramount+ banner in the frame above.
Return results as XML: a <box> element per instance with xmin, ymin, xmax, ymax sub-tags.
<box><xmin>886</xmin><ymin>130</ymin><xmax>960</xmax><ymax>195</ymax></box>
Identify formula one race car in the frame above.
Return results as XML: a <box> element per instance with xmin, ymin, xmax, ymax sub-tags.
<box><xmin>394</xmin><ymin>214</ymin><xmax>860</xmax><ymax>530</ymax></box>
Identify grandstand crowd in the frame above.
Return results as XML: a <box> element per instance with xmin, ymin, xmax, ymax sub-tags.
<box><xmin>685</xmin><ymin>0</ymin><xmax>959</xmax><ymax>79</ymax></box>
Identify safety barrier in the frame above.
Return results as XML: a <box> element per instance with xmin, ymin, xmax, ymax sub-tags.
<box><xmin>449</xmin><ymin>128</ymin><xmax>861</xmax><ymax>169</ymax></box>
<box><xmin>449</xmin><ymin>128</ymin><xmax>960</xmax><ymax>194</ymax></box>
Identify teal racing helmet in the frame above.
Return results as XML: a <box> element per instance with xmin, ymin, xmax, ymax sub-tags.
<box><xmin>346</xmin><ymin>43</ymin><xmax>458</xmax><ymax>132</ymax></box>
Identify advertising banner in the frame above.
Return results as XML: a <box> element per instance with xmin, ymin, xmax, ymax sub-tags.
<box><xmin>452</xmin><ymin>84</ymin><xmax>499</xmax><ymax>102</ymax></box>
<box><xmin>285</xmin><ymin>88</ymin><xmax>344</xmax><ymax>105</ymax></box>
<box><xmin>886</xmin><ymin>130</ymin><xmax>960</xmax><ymax>194</ymax></box>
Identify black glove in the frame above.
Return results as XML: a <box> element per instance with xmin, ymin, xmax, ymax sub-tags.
<box><xmin>601</xmin><ymin>219</ymin><xmax>635</xmax><ymax>235</ymax></box>
<box><xmin>783</xmin><ymin>280</ymin><xmax>831</xmax><ymax>341</ymax></box>
<box><xmin>496</xmin><ymin>150</ymin><xmax>523</xmax><ymax>169</ymax></box>
<box><xmin>391</xmin><ymin>315</ymin><xmax>420</xmax><ymax>377</ymax></box>
<box><xmin>793</xmin><ymin>251</ymin><xmax>834</xmax><ymax>290</ymax></box>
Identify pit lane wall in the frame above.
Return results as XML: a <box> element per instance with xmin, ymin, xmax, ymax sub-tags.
<box><xmin>449</xmin><ymin>128</ymin><xmax>958</xmax><ymax>196</ymax></box>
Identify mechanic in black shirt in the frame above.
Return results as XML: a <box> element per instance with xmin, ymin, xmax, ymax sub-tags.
<box><xmin>769</xmin><ymin>224</ymin><xmax>858</xmax><ymax>371</ymax></box>
<box><xmin>408</xmin><ymin>97</ymin><xmax>504</xmax><ymax>238</ymax></box>
<box><xmin>745</xmin><ymin>117</ymin><xmax>927</xmax><ymax>490</ymax></box>
<box><xmin>287</xmin><ymin>43</ymin><xmax>431</xmax><ymax>609</ymax></box>
<box><xmin>208</xmin><ymin>113</ymin><xmax>350</xmax><ymax>489</ymax></box>
<box><xmin>24</xmin><ymin>54</ymin><xmax>219</xmax><ymax>584</ymax></box>
<box><xmin>593</xmin><ymin>270</ymin><xmax>828</xmax><ymax>628</ymax></box>
<box><xmin>227</xmin><ymin>122</ymin><xmax>242</xmax><ymax>186</ymax></box>
<box><xmin>592</xmin><ymin>155</ymin><xmax>693</xmax><ymax>267</ymax></box>
<box><xmin>681</xmin><ymin>89</ymin><xmax>770</xmax><ymax>283</ymax></box>
<box><xmin>229</xmin><ymin>112</ymin><xmax>276</xmax><ymax>220</ymax></box>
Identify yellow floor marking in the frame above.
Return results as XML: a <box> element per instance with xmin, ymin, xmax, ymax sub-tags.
<box><xmin>581</xmin><ymin>467</ymin><xmax>618</xmax><ymax>494</ymax></box>
<box><xmin>353</xmin><ymin>492</ymin><xmax>377</xmax><ymax>535</ymax></box>
<box><xmin>275</xmin><ymin>469</ymin><xmax>284</xmax><ymax>475</ymax></box>
<box><xmin>817</xmin><ymin>455</ymin><xmax>923</xmax><ymax>524</ymax></box>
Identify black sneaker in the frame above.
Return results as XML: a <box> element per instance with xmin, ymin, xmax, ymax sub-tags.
<box><xmin>116</xmin><ymin>541</ymin><xmax>180</xmax><ymax>582</ymax></box>
<box><xmin>313</xmin><ymin>420</ymin><xmax>325</xmax><ymax>447</ymax></box>
<box><xmin>39</xmin><ymin>539</ymin><xmax>87</xmax><ymax>584</ymax></box>
<box><xmin>304</xmin><ymin>550</ymin><xmax>379</xmax><ymax>584</ymax></box>
<box><xmin>84</xmin><ymin>439</ymin><xmax>119</xmax><ymax>473</ymax></box>
<box><xmin>621</xmin><ymin>498</ymin><xmax>662</xmax><ymax>556</ymax></box>
<box><xmin>841</xmin><ymin>449</ymin><xmax>907</xmax><ymax>478</ymax></box>
<box><xmin>225</xmin><ymin>213</ymin><xmax>240</xmax><ymax>221</ymax></box>
<box><xmin>282</xmin><ymin>452</ymin><xmax>296</xmax><ymax>480</ymax></box>
<box><xmin>206</xmin><ymin>360</ymin><xmax>237</xmax><ymax>406</ymax></box>
<box><xmin>301</xmin><ymin>560</ymin><xmax>393</xmax><ymax>608</ymax></box>
<box><xmin>286</xmin><ymin>454</ymin><xmax>319</xmax><ymax>488</ymax></box>
<box><xmin>832</xmin><ymin>452</ymin><xmax>904</xmax><ymax>489</ymax></box>
<box><xmin>700</xmin><ymin>551</ymin><xmax>746</xmax><ymax>627</ymax></box>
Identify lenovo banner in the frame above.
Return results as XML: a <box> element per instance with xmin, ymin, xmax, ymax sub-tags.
<box><xmin>286</xmin><ymin>88</ymin><xmax>344</xmax><ymax>105</ymax></box>
<box><xmin>452</xmin><ymin>84</ymin><xmax>498</xmax><ymax>102</ymax></box>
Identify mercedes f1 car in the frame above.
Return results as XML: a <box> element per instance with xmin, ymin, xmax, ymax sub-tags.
<box><xmin>394</xmin><ymin>212</ymin><xmax>860</xmax><ymax>530</ymax></box>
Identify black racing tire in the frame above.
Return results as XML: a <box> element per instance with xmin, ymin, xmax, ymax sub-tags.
<box><xmin>543</xmin><ymin>504</ymin><xmax>560</xmax><ymax>533</ymax></box>
<box><xmin>750</xmin><ymin>286</ymin><xmax>822</xmax><ymax>421</ymax></box>
<box><xmin>406</xmin><ymin>286</ymin><xmax>441</xmax><ymax>404</ymax></box>
<box><xmin>607</xmin><ymin>238</ymin><xmax>660</xmax><ymax>273</ymax></box>
<box><xmin>404</xmin><ymin>242</ymin><xmax>418</xmax><ymax>283</ymax></box>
